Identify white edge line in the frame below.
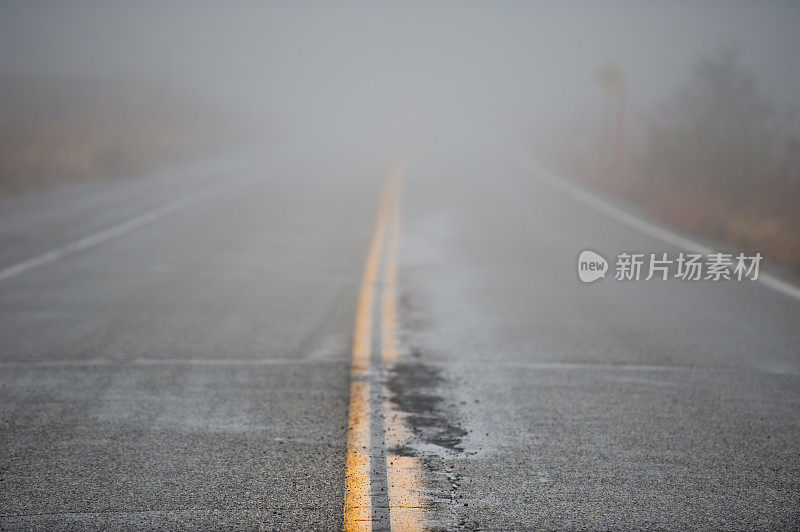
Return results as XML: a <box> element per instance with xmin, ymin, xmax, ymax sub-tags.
<box><xmin>516</xmin><ymin>152</ymin><xmax>800</xmax><ymax>302</ymax></box>
<box><xmin>0</xmin><ymin>357</ymin><xmax>351</xmax><ymax>368</ymax></box>
<box><xmin>0</xmin><ymin>182</ymin><xmax>225</xmax><ymax>283</ymax></box>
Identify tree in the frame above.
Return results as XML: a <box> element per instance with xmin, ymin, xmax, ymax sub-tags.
<box><xmin>649</xmin><ymin>46</ymin><xmax>788</xmax><ymax>202</ymax></box>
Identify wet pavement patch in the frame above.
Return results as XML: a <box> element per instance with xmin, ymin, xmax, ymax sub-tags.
<box><xmin>387</xmin><ymin>362</ymin><xmax>467</xmax><ymax>455</ymax></box>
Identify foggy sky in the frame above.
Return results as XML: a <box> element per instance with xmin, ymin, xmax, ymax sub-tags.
<box><xmin>2</xmin><ymin>1</ymin><xmax>799</xmax><ymax>144</ymax></box>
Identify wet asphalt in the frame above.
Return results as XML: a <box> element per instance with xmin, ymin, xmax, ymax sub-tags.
<box><xmin>399</xmin><ymin>146</ymin><xmax>800</xmax><ymax>529</ymax></box>
<box><xmin>1</xmin><ymin>141</ymin><xmax>799</xmax><ymax>530</ymax></box>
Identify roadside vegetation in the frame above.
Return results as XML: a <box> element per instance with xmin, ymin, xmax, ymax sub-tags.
<box><xmin>542</xmin><ymin>48</ymin><xmax>800</xmax><ymax>275</ymax></box>
<box><xmin>0</xmin><ymin>76</ymin><xmax>258</xmax><ymax>196</ymax></box>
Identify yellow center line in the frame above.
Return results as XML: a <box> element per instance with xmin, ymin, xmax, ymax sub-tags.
<box><xmin>381</xmin><ymin>166</ymin><xmax>428</xmax><ymax>531</ymax></box>
<box><xmin>381</xmin><ymin>168</ymin><xmax>401</xmax><ymax>366</ymax></box>
<box><xmin>344</xmin><ymin>162</ymin><xmax>427</xmax><ymax>531</ymax></box>
<box><xmin>343</xmin><ymin>177</ymin><xmax>392</xmax><ymax>531</ymax></box>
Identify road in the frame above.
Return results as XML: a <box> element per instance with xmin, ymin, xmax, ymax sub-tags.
<box><xmin>1</xmin><ymin>141</ymin><xmax>798</xmax><ymax>530</ymax></box>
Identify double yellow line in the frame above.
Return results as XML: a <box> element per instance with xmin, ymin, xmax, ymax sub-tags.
<box><xmin>343</xmin><ymin>163</ymin><xmax>426</xmax><ymax>531</ymax></box>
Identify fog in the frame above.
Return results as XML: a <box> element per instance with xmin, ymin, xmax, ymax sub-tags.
<box><xmin>3</xmin><ymin>1</ymin><xmax>799</xmax><ymax>148</ymax></box>
<box><xmin>3</xmin><ymin>6</ymin><xmax>800</xmax><ymax>526</ymax></box>
<box><xmin>2</xmin><ymin>1</ymin><xmax>800</xmax><ymax>269</ymax></box>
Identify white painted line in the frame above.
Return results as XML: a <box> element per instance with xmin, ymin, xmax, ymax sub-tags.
<box><xmin>517</xmin><ymin>154</ymin><xmax>800</xmax><ymax>302</ymax></box>
<box><xmin>408</xmin><ymin>359</ymin><xmax>800</xmax><ymax>376</ymax></box>
<box><xmin>0</xmin><ymin>357</ymin><xmax>350</xmax><ymax>368</ymax></box>
<box><xmin>0</xmin><ymin>182</ymin><xmax>224</xmax><ymax>283</ymax></box>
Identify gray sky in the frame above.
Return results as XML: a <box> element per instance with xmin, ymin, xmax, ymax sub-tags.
<box><xmin>2</xmin><ymin>1</ymin><xmax>799</xmax><ymax>143</ymax></box>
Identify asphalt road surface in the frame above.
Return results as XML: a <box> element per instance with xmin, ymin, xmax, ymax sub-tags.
<box><xmin>1</xmin><ymin>141</ymin><xmax>798</xmax><ymax>530</ymax></box>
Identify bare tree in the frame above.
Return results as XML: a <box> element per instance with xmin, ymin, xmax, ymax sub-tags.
<box><xmin>649</xmin><ymin>46</ymin><xmax>791</xmax><ymax>203</ymax></box>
